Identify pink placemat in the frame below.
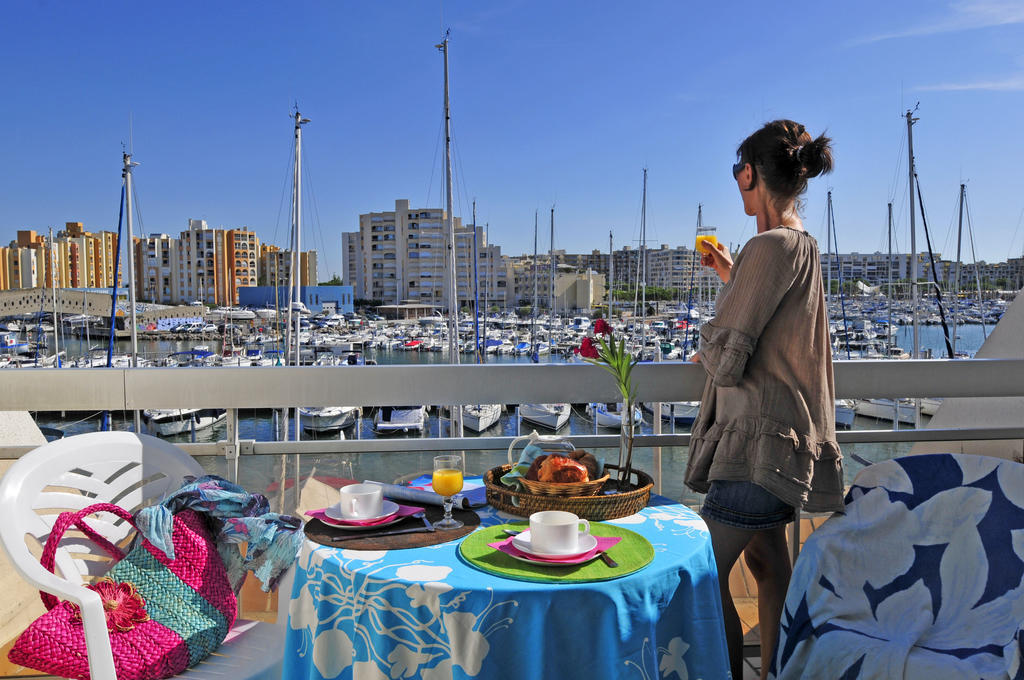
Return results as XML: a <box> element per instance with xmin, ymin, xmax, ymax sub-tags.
<box><xmin>487</xmin><ymin>535</ymin><xmax>622</xmax><ymax>564</ymax></box>
<box><xmin>305</xmin><ymin>503</ymin><xmax>423</xmax><ymax>527</ymax></box>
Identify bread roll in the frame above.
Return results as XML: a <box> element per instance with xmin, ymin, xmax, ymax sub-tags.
<box><xmin>537</xmin><ymin>455</ymin><xmax>589</xmax><ymax>483</ymax></box>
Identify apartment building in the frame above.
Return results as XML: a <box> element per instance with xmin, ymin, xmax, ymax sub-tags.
<box><xmin>137</xmin><ymin>233</ymin><xmax>178</xmax><ymax>304</ymax></box>
<box><xmin>259</xmin><ymin>246</ymin><xmax>317</xmax><ymax>291</ymax></box>
<box><xmin>343</xmin><ymin>199</ymin><xmax>511</xmax><ymax>309</ymax></box>
<box><xmin>227</xmin><ymin>228</ymin><xmax>259</xmax><ymax>305</ymax></box>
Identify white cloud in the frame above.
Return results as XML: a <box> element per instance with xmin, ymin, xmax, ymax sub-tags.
<box><xmin>851</xmin><ymin>0</ymin><xmax>1024</xmax><ymax>45</ymax></box>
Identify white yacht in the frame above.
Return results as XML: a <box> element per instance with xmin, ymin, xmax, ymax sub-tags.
<box><xmin>299</xmin><ymin>406</ymin><xmax>359</xmax><ymax>432</ymax></box>
<box><xmin>586</xmin><ymin>402</ymin><xmax>643</xmax><ymax>429</ymax></box>
<box><xmin>373</xmin><ymin>405</ymin><xmax>427</xmax><ymax>435</ymax></box>
<box><xmin>462</xmin><ymin>403</ymin><xmax>502</xmax><ymax>432</ymax></box>
<box><xmin>519</xmin><ymin>403</ymin><xmax>570</xmax><ymax>430</ymax></box>
<box><xmin>853</xmin><ymin>398</ymin><xmax>917</xmax><ymax>425</ymax></box>
<box><xmin>143</xmin><ymin>408</ymin><xmax>227</xmax><ymax>436</ymax></box>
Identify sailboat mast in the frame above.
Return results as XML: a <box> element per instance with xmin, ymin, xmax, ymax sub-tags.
<box><xmin>549</xmin><ymin>207</ymin><xmax>555</xmax><ymax>318</ymax></box>
<box><xmin>953</xmin><ymin>183</ymin><xmax>965</xmax><ymax>357</ymax></box>
<box><xmin>437</xmin><ymin>35</ymin><xmax>460</xmax><ymax>368</ymax></box>
<box><xmin>640</xmin><ymin>168</ymin><xmax>647</xmax><ymax>356</ymax></box>
<box><xmin>887</xmin><ymin>202</ymin><xmax>893</xmax><ymax>352</ymax></box>
<box><xmin>608</xmin><ymin>231</ymin><xmax>614</xmax><ymax>321</ymax></box>
<box><xmin>906</xmin><ymin>108</ymin><xmax>919</xmax><ymax>359</ymax></box>
<box><xmin>826</xmin><ymin>193</ymin><xmax>833</xmax><ymax>307</ymax></box>
<box><xmin>123</xmin><ymin>152</ymin><xmax>139</xmax><ymax>369</ymax></box>
<box><xmin>472</xmin><ymin>200</ymin><xmax>480</xmax><ymax>362</ymax></box>
<box><xmin>49</xmin><ymin>227</ymin><xmax>60</xmax><ymax>363</ymax></box>
<box><xmin>532</xmin><ymin>210</ymin><xmax>538</xmax><ymax>356</ymax></box>
<box><xmin>291</xmin><ymin>110</ymin><xmax>309</xmax><ymax>371</ymax></box>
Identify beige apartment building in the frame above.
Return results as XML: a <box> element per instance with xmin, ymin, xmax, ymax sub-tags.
<box><xmin>343</xmin><ymin>199</ymin><xmax>512</xmax><ymax>309</ymax></box>
<box><xmin>259</xmin><ymin>246</ymin><xmax>317</xmax><ymax>290</ymax></box>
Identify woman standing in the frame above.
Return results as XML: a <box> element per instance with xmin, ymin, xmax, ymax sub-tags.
<box><xmin>685</xmin><ymin>120</ymin><xmax>844</xmax><ymax>679</ymax></box>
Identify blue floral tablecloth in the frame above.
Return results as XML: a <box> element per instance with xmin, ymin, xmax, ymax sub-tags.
<box><xmin>284</xmin><ymin>495</ymin><xmax>730</xmax><ymax>680</ymax></box>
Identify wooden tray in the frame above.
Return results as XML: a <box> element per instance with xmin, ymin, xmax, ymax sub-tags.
<box><xmin>304</xmin><ymin>505</ymin><xmax>479</xmax><ymax>551</ymax></box>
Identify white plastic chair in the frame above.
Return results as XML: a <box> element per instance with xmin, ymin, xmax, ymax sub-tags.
<box><xmin>0</xmin><ymin>431</ymin><xmax>291</xmax><ymax>680</ymax></box>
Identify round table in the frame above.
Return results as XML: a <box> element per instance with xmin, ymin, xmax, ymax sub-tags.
<box><xmin>284</xmin><ymin>498</ymin><xmax>730</xmax><ymax>680</ymax></box>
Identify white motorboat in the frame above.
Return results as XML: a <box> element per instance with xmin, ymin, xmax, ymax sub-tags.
<box><xmin>642</xmin><ymin>401</ymin><xmax>700</xmax><ymax>425</ymax></box>
<box><xmin>462</xmin><ymin>403</ymin><xmax>502</xmax><ymax>432</ymax></box>
<box><xmin>519</xmin><ymin>403</ymin><xmax>570</xmax><ymax>430</ymax></box>
<box><xmin>143</xmin><ymin>408</ymin><xmax>227</xmax><ymax>436</ymax></box>
<box><xmin>299</xmin><ymin>406</ymin><xmax>359</xmax><ymax>432</ymax></box>
<box><xmin>586</xmin><ymin>402</ymin><xmax>642</xmax><ymax>429</ymax></box>
<box><xmin>853</xmin><ymin>398</ymin><xmax>917</xmax><ymax>425</ymax></box>
<box><xmin>373</xmin><ymin>405</ymin><xmax>427</xmax><ymax>435</ymax></box>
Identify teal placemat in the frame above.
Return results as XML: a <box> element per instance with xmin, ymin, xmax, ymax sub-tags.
<box><xmin>458</xmin><ymin>522</ymin><xmax>654</xmax><ymax>583</ymax></box>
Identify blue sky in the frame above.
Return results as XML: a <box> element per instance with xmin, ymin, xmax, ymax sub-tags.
<box><xmin>2</xmin><ymin>0</ymin><xmax>1023</xmax><ymax>279</ymax></box>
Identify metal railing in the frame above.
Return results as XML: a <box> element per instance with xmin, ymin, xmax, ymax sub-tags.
<box><xmin>3</xmin><ymin>358</ymin><xmax>1023</xmax><ymax>465</ymax></box>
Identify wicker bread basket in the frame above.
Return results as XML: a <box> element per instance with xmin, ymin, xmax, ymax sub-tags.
<box><xmin>485</xmin><ymin>463</ymin><xmax>653</xmax><ymax>520</ymax></box>
<box><xmin>519</xmin><ymin>473</ymin><xmax>610</xmax><ymax>497</ymax></box>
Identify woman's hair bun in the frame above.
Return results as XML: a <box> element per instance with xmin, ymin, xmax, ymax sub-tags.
<box><xmin>799</xmin><ymin>133</ymin><xmax>834</xmax><ymax>179</ymax></box>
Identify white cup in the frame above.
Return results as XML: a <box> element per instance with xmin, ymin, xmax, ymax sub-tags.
<box><xmin>339</xmin><ymin>483</ymin><xmax>383</xmax><ymax>519</ymax></box>
<box><xmin>529</xmin><ymin>510</ymin><xmax>591</xmax><ymax>554</ymax></box>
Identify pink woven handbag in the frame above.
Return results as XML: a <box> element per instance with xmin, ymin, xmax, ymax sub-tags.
<box><xmin>8</xmin><ymin>502</ymin><xmax>237</xmax><ymax>680</ymax></box>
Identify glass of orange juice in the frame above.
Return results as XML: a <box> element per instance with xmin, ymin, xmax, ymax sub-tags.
<box><xmin>432</xmin><ymin>454</ymin><xmax>465</xmax><ymax>529</ymax></box>
<box><xmin>695</xmin><ymin>234</ymin><xmax>719</xmax><ymax>255</ymax></box>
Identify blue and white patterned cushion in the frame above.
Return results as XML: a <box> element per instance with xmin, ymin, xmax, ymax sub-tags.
<box><xmin>771</xmin><ymin>453</ymin><xmax>1024</xmax><ymax>679</ymax></box>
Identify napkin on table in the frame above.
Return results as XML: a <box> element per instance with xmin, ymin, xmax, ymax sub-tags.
<box><xmin>365</xmin><ymin>478</ymin><xmax>487</xmax><ymax>509</ymax></box>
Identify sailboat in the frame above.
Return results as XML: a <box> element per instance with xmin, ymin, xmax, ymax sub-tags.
<box><xmin>461</xmin><ymin>201</ymin><xmax>502</xmax><ymax>432</ymax></box>
<box><xmin>283</xmin><ymin>109</ymin><xmax>348</xmax><ymax>440</ymax></box>
<box><xmin>519</xmin><ymin>208</ymin><xmax>570</xmax><ymax>431</ymax></box>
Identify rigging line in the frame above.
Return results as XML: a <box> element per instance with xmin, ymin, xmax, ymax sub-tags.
<box><xmin>888</xmin><ymin>127</ymin><xmax>908</xmax><ymax>204</ymax></box>
<box><xmin>424</xmin><ymin>116</ymin><xmax>445</xmax><ymax>210</ymax></box>
<box><xmin>301</xmin><ymin>147</ymin><xmax>330</xmax><ymax>278</ymax></box>
<box><xmin>962</xmin><ymin>189</ymin><xmax>988</xmax><ymax>340</ymax></box>
<box><xmin>829</xmin><ymin>193</ymin><xmax>852</xmax><ymax>360</ymax></box>
<box><xmin>130</xmin><ymin>181</ymin><xmax>144</xmax><ymax>236</ymax></box>
<box><xmin>272</xmin><ymin>139</ymin><xmax>295</xmax><ymax>248</ymax></box>
<box><xmin>938</xmin><ymin>189</ymin><xmax>962</xmax><ymax>264</ymax></box>
<box><xmin>1007</xmin><ymin>203</ymin><xmax>1024</xmax><ymax>260</ymax></box>
<box><xmin>914</xmin><ymin>173</ymin><xmax>955</xmax><ymax>359</ymax></box>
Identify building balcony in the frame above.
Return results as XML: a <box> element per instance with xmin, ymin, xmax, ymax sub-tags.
<box><xmin>1</xmin><ymin>357</ymin><xmax>1022</xmax><ymax>679</ymax></box>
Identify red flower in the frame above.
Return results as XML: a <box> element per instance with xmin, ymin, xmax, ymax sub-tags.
<box><xmin>578</xmin><ymin>336</ymin><xmax>600</xmax><ymax>359</ymax></box>
<box><xmin>593</xmin><ymin>319</ymin><xmax>612</xmax><ymax>336</ymax></box>
<box><xmin>71</xmin><ymin>579</ymin><xmax>150</xmax><ymax>632</ymax></box>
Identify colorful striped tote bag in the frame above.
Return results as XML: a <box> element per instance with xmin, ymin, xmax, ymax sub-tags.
<box><xmin>8</xmin><ymin>502</ymin><xmax>237</xmax><ymax>680</ymax></box>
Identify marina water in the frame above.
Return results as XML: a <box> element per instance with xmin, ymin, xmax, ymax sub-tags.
<box><xmin>29</xmin><ymin>323</ymin><xmax>989</xmax><ymax>508</ymax></box>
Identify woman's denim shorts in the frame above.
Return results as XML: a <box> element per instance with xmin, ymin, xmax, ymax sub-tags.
<box><xmin>700</xmin><ymin>480</ymin><xmax>795</xmax><ymax>530</ymax></box>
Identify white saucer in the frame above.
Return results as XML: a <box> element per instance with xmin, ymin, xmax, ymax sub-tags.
<box><xmin>511</xmin><ymin>530</ymin><xmax>598</xmax><ymax>558</ymax></box>
<box><xmin>323</xmin><ymin>500</ymin><xmax>400</xmax><ymax>525</ymax></box>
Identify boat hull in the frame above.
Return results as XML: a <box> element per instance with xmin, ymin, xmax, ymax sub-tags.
<box><xmin>300</xmin><ymin>406</ymin><xmax>359</xmax><ymax>432</ymax></box>
<box><xmin>519</xmin><ymin>403</ymin><xmax>570</xmax><ymax>430</ymax></box>
<box><xmin>462</xmin><ymin>404</ymin><xmax>502</xmax><ymax>432</ymax></box>
<box><xmin>143</xmin><ymin>408</ymin><xmax>227</xmax><ymax>436</ymax></box>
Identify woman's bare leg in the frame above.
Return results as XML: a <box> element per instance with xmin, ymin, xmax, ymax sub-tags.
<box><xmin>744</xmin><ymin>525</ymin><xmax>793</xmax><ymax>679</ymax></box>
<box><xmin>705</xmin><ymin>517</ymin><xmax>756</xmax><ymax>679</ymax></box>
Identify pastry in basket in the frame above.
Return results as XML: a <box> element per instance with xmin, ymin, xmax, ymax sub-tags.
<box><xmin>567</xmin><ymin>449</ymin><xmax>601</xmax><ymax>481</ymax></box>
<box><xmin>525</xmin><ymin>454</ymin><xmax>549</xmax><ymax>481</ymax></box>
<box><xmin>537</xmin><ymin>455</ymin><xmax>589</xmax><ymax>483</ymax></box>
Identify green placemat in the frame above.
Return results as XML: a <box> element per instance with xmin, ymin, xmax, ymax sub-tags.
<box><xmin>458</xmin><ymin>522</ymin><xmax>654</xmax><ymax>583</ymax></box>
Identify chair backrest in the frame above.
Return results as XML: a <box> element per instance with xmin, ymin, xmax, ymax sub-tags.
<box><xmin>771</xmin><ymin>453</ymin><xmax>1024</xmax><ymax>679</ymax></box>
<box><xmin>0</xmin><ymin>431</ymin><xmax>204</xmax><ymax>587</ymax></box>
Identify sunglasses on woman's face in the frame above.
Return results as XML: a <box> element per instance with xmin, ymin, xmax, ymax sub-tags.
<box><xmin>732</xmin><ymin>161</ymin><xmax>746</xmax><ymax>179</ymax></box>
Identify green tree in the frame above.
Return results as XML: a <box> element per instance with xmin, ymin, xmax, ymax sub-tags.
<box><xmin>319</xmin><ymin>275</ymin><xmax>344</xmax><ymax>286</ymax></box>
